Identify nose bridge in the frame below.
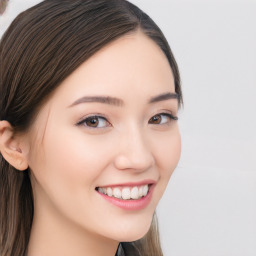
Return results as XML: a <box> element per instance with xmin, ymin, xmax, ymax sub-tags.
<box><xmin>114</xmin><ymin>123</ymin><xmax>155</xmax><ymax>171</ymax></box>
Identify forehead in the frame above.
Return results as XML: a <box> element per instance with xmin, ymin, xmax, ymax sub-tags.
<box><xmin>50</xmin><ymin>30</ymin><xmax>175</xmax><ymax>105</ymax></box>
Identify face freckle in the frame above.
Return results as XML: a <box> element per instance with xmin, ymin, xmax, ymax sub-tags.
<box><xmin>26</xmin><ymin>30</ymin><xmax>181</xmax><ymax>246</ymax></box>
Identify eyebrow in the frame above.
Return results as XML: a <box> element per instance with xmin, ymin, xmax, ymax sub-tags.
<box><xmin>149</xmin><ymin>92</ymin><xmax>179</xmax><ymax>103</ymax></box>
<box><xmin>68</xmin><ymin>92</ymin><xmax>179</xmax><ymax>108</ymax></box>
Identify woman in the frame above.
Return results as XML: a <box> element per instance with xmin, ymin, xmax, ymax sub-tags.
<box><xmin>0</xmin><ymin>0</ymin><xmax>183</xmax><ymax>255</ymax></box>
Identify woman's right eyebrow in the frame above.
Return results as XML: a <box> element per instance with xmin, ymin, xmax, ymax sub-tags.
<box><xmin>67</xmin><ymin>92</ymin><xmax>179</xmax><ymax>108</ymax></box>
<box><xmin>68</xmin><ymin>95</ymin><xmax>124</xmax><ymax>107</ymax></box>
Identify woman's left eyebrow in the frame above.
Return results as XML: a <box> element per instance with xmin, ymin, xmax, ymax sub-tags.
<box><xmin>68</xmin><ymin>92</ymin><xmax>179</xmax><ymax>108</ymax></box>
<box><xmin>149</xmin><ymin>92</ymin><xmax>179</xmax><ymax>103</ymax></box>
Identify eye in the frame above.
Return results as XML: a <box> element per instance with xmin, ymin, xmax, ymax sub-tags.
<box><xmin>76</xmin><ymin>115</ymin><xmax>111</xmax><ymax>129</ymax></box>
<box><xmin>149</xmin><ymin>113</ymin><xmax>178</xmax><ymax>125</ymax></box>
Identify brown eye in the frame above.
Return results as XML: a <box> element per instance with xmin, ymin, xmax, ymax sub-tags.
<box><xmin>149</xmin><ymin>113</ymin><xmax>178</xmax><ymax>125</ymax></box>
<box><xmin>149</xmin><ymin>115</ymin><xmax>162</xmax><ymax>124</ymax></box>
<box><xmin>77</xmin><ymin>115</ymin><xmax>110</xmax><ymax>128</ymax></box>
<box><xmin>85</xmin><ymin>117</ymin><xmax>99</xmax><ymax>127</ymax></box>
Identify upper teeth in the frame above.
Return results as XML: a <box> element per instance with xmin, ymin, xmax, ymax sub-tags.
<box><xmin>97</xmin><ymin>185</ymin><xmax>149</xmax><ymax>200</ymax></box>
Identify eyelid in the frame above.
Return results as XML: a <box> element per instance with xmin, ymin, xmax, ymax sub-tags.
<box><xmin>160</xmin><ymin>112</ymin><xmax>178</xmax><ymax>120</ymax></box>
<box><xmin>149</xmin><ymin>112</ymin><xmax>178</xmax><ymax>124</ymax></box>
<box><xmin>153</xmin><ymin>110</ymin><xmax>178</xmax><ymax>119</ymax></box>
<box><xmin>76</xmin><ymin>111</ymin><xmax>178</xmax><ymax>130</ymax></box>
<box><xmin>76</xmin><ymin>114</ymin><xmax>111</xmax><ymax>128</ymax></box>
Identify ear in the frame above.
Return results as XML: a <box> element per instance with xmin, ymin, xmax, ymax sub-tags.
<box><xmin>0</xmin><ymin>120</ymin><xmax>29</xmax><ymax>171</ymax></box>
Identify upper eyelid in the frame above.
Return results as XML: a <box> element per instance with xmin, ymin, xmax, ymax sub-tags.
<box><xmin>76</xmin><ymin>115</ymin><xmax>110</xmax><ymax>126</ymax></box>
<box><xmin>166</xmin><ymin>113</ymin><xmax>178</xmax><ymax>119</ymax></box>
<box><xmin>76</xmin><ymin>112</ymin><xmax>178</xmax><ymax>127</ymax></box>
<box><xmin>149</xmin><ymin>112</ymin><xmax>178</xmax><ymax>122</ymax></box>
<box><xmin>150</xmin><ymin>110</ymin><xmax>178</xmax><ymax>121</ymax></box>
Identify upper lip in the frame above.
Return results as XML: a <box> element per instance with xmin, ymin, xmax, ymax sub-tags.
<box><xmin>96</xmin><ymin>179</ymin><xmax>157</xmax><ymax>188</ymax></box>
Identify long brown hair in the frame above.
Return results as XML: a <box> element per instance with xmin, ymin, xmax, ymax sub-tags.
<box><xmin>0</xmin><ymin>1</ymin><xmax>182</xmax><ymax>255</ymax></box>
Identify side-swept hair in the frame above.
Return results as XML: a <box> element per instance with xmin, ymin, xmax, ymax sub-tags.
<box><xmin>0</xmin><ymin>1</ymin><xmax>182</xmax><ymax>255</ymax></box>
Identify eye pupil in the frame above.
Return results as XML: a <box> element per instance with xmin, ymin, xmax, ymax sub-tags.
<box><xmin>151</xmin><ymin>115</ymin><xmax>161</xmax><ymax>124</ymax></box>
<box><xmin>86</xmin><ymin>117</ymin><xmax>99</xmax><ymax>127</ymax></box>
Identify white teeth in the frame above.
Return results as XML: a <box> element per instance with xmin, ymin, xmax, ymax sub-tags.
<box><xmin>113</xmin><ymin>188</ymin><xmax>122</xmax><ymax>199</ymax></box>
<box><xmin>98</xmin><ymin>187</ymin><xmax>104</xmax><ymax>194</ymax></box>
<box><xmin>131</xmin><ymin>186</ymin><xmax>139</xmax><ymax>199</ymax></box>
<box><xmin>139</xmin><ymin>186</ymin><xmax>143</xmax><ymax>197</ymax></box>
<box><xmin>143</xmin><ymin>185</ymin><xmax>148</xmax><ymax>196</ymax></box>
<box><xmin>97</xmin><ymin>184</ymin><xmax>150</xmax><ymax>200</ymax></box>
<box><xmin>107</xmin><ymin>187</ymin><xmax>113</xmax><ymax>197</ymax></box>
<box><xmin>122</xmin><ymin>187</ymin><xmax>131</xmax><ymax>200</ymax></box>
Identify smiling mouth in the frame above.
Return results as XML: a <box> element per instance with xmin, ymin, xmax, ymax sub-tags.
<box><xmin>95</xmin><ymin>184</ymin><xmax>151</xmax><ymax>200</ymax></box>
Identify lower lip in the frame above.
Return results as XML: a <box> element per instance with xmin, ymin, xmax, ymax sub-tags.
<box><xmin>97</xmin><ymin>185</ymin><xmax>155</xmax><ymax>211</ymax></box>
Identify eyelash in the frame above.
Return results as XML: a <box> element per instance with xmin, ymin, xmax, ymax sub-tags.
<box><xmin>76</xmin><ymin>112</ymin><xmax>178</xmax><ymax>129</ymax></box>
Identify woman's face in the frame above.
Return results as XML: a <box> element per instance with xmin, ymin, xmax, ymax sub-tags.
<box><xmin>26</xmin><ymin>31</ymin><xmax>181</xmax><ymax>243</ymax></box>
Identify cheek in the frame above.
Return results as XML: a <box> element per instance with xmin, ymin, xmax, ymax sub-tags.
<box><xmin>33</xmin><ymin>126</ymin><xmax>120</xmax><ymax>198</ymax></box>
<box><xmin>28</xmin><ymin>128</ymin><xmax>108</xmax><ymax>201</ymax></box>
<box><xmin>154</xmin><ymin>128</ymin><xmax>181</xmax><ymax>192</ymax></box>
<box><xmin>156</xmin><ymin>127</ymin><xmax>181</xmax><ymax>167</ymax></box>
<box><xmin>27</xmin><ymin>127</ymin><xmax>114</xmax><ymax>223</ymax></box>
<box><xmin>42</xmin><ymin>132</ymin><xmax>107</xmax><ymax>185</ymax></box>
<box><xmin>164</xmin><ymin>131</ymin><xmax>181</xmax><ymax>171</ymax></box>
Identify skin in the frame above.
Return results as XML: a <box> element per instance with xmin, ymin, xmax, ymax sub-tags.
<box><xmin>0</xmin><ymin>30</ymin><xmax>181</xmax><ymax>256</ymax></box>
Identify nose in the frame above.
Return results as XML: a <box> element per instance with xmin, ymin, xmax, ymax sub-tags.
<box><xmin>113</xmin><ymin>125</ymin><xmax>155</xmax><ymax>172</ymax></box>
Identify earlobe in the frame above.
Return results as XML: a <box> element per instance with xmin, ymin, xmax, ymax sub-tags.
<box><xmin>0</xmin><ymin>120</ymin><xmax>29</xmax><ymax>171</ymax></box>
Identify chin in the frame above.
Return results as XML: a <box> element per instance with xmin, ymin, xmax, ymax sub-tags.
<box><xmin>121</xmin><ymin>229</ymin><xmax>150</xmax><ymax>242</ymax></box>
<box><xmin>108</xmin><ymin>214</ymin><xmax>153</xmax><ymax>242</ymax></box>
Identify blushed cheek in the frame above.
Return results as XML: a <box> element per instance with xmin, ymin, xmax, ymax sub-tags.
<box><xmin>42</xmin><ymin>132</ymin><xmax>108</xmax><ymax>188</ymax></box>
<box><xmin>159</xmin><ymin>131</ymin><xmax>181</xmax><ymax>186</ymax></box>
<box><xmin>170</xmin><ymin>132</ymin><xmax>181</xmax><ymax>168</ymax></box>
<box><xmin>150</xmin><ymin>132</ymin><xmax>181</xmax><ymax>206</ymax></box>
<box><xmin>159</xmin><ymin>129</ymin><xmax>181</xmax><ymax>168</ymax></box>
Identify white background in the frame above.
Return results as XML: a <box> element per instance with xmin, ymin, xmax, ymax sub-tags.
<box><xmin>1</xmin><ymin>1</ymin><xmax>256</xmax><ymax>255</ymax></box>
